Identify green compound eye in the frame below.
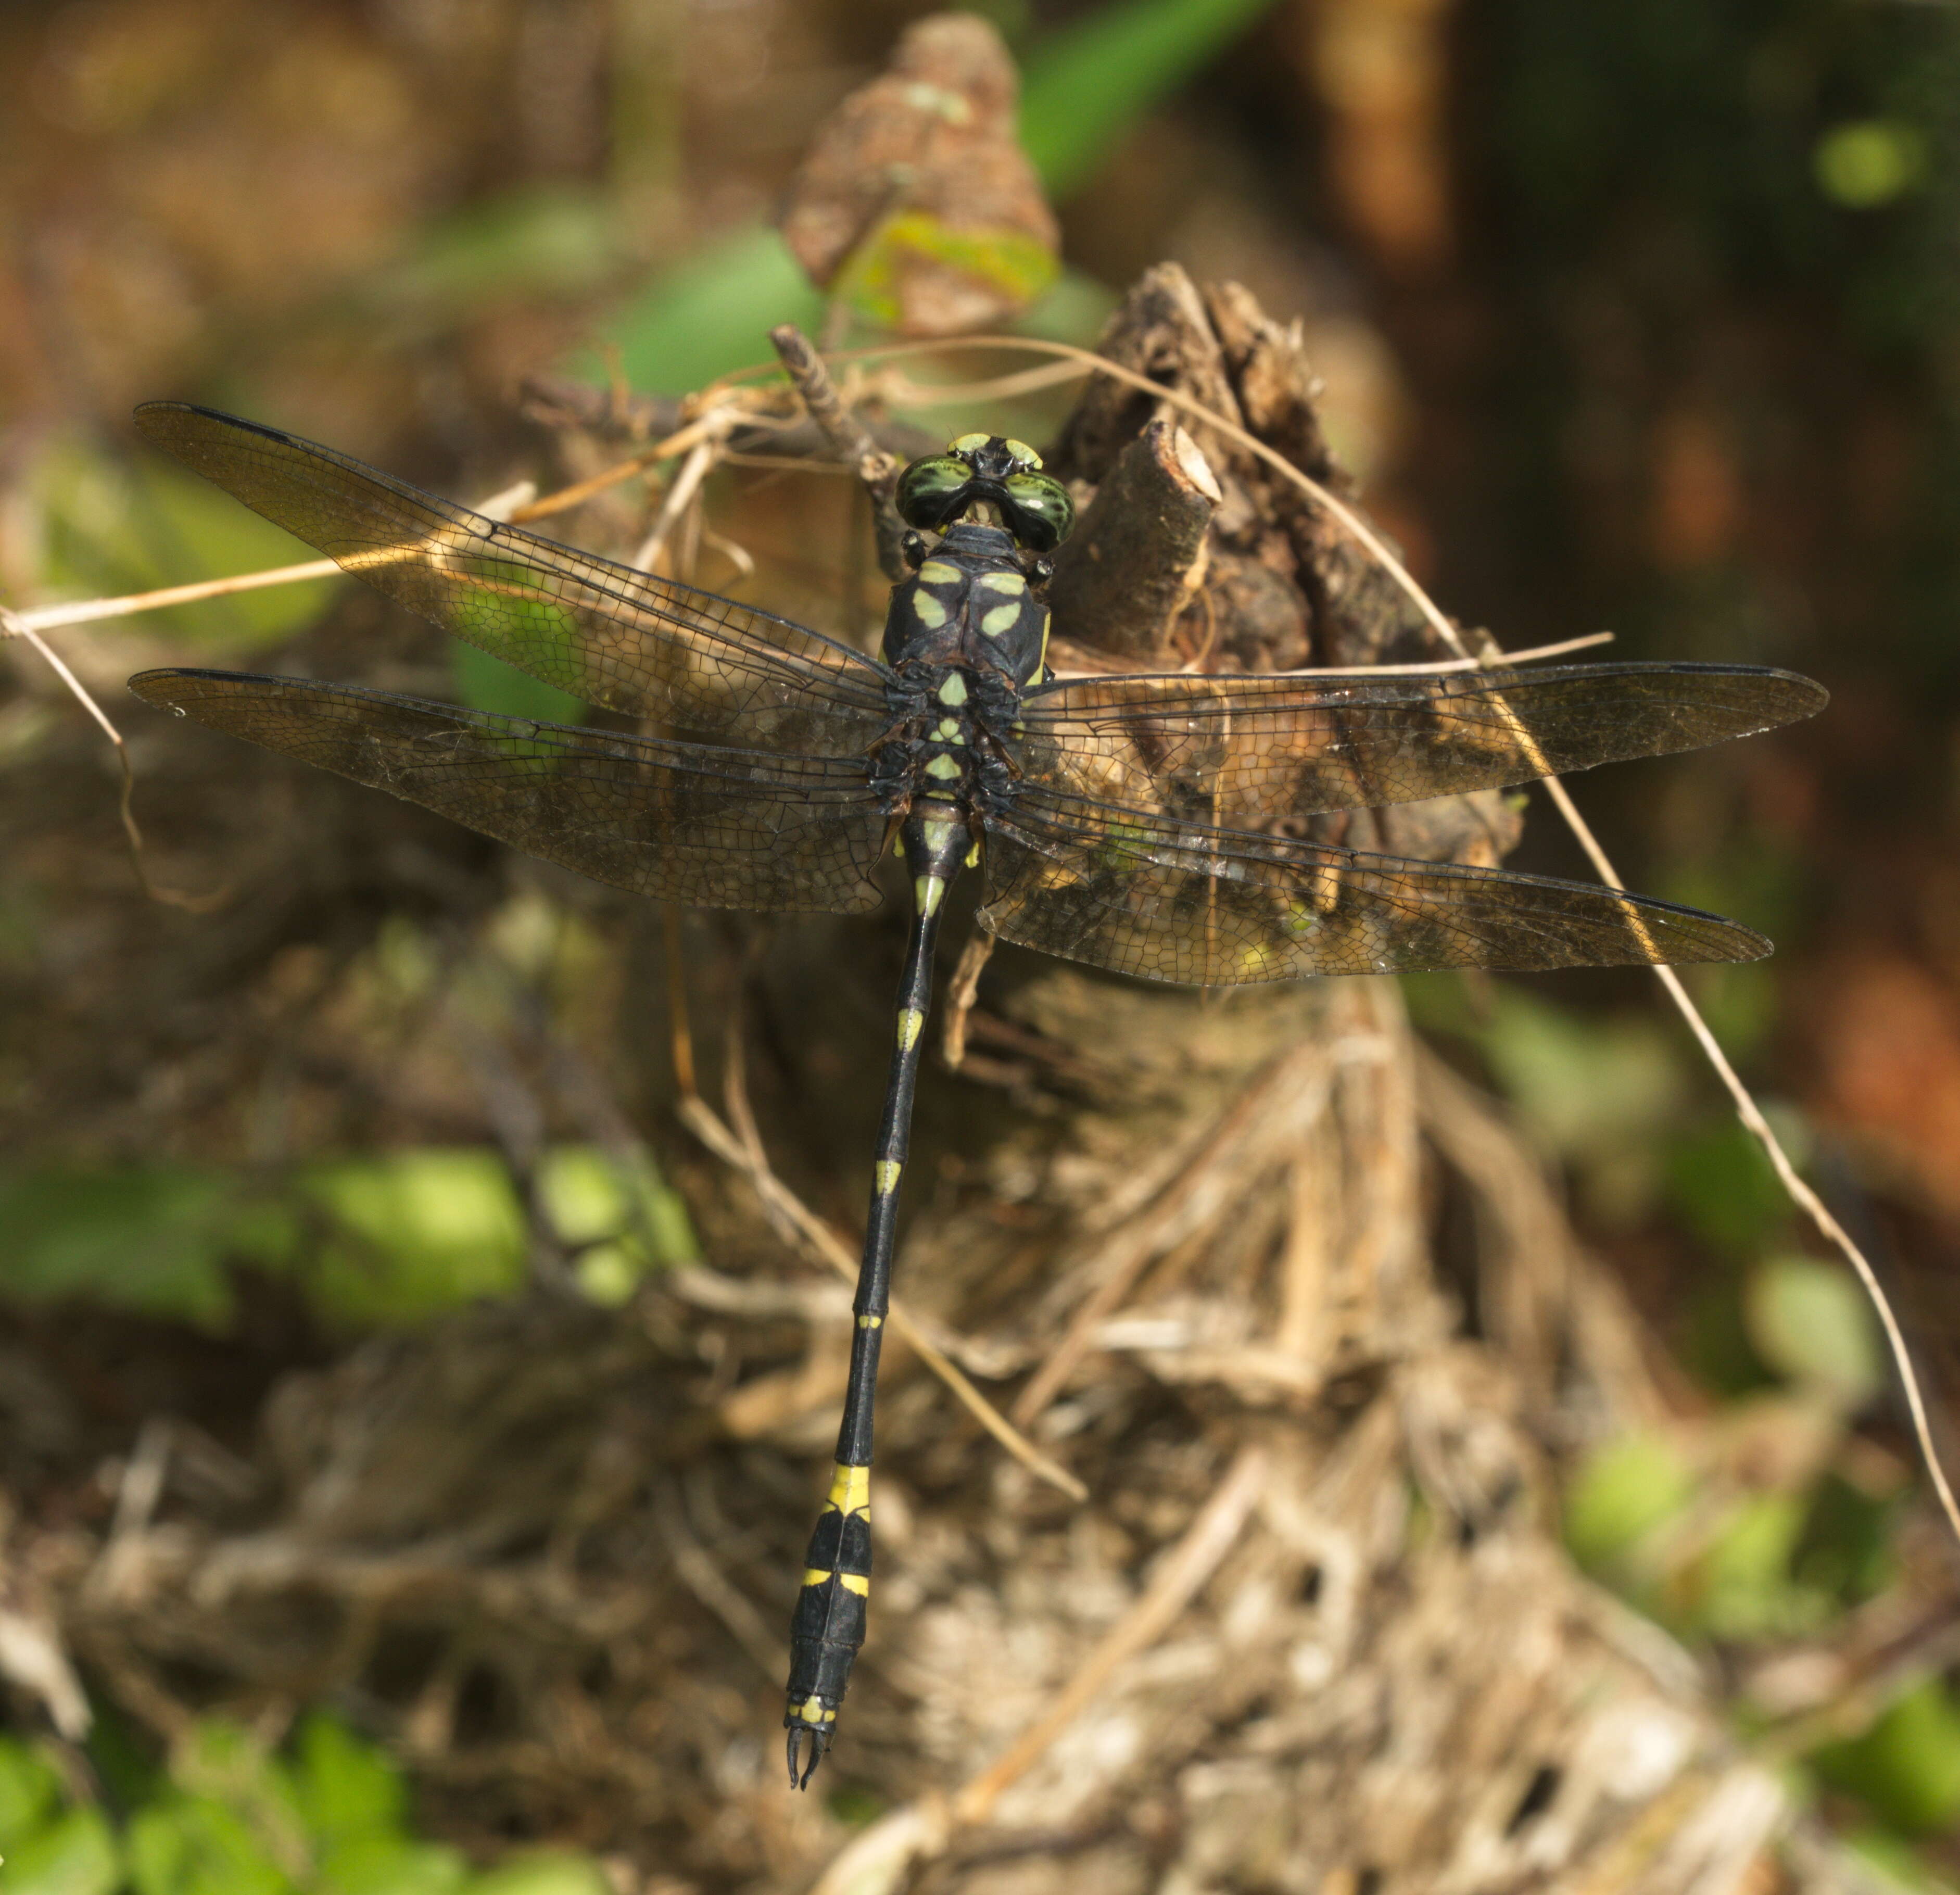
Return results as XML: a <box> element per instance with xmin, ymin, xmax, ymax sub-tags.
<box><xmin>896</xmin><ymin>455</ymin><xmax>972</xmax><ymax>528</ymax></box>
<box><xmin>947</xmin><ymin>432</ymin><xmax>990</xmax><ymax>455</ymax></box>
<box><xmin>1002</xmin><ymin>472</ymin><xmax>1073</xmax><ymax>551</ymax></box>
<box><xmin>1002</xmin><ymin>438</ymin><xmax>1042</xmax><ymax>470</ymax></box>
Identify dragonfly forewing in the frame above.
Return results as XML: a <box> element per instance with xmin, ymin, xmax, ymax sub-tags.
<box><xmin>134</xmin><ymin>403</ymin><xmax>895</xmax><ymax>755</ymax></box>
<box><xmin>1015</xmin><ymin>662</ymin><xmax>1828</xmax><ymax>829</ymax></box>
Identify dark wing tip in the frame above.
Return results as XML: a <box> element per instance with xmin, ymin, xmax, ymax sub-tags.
<box><xmin>1739</xmin><ymin>664</ymin><xmax>1830</xmax><ymax>727</ymax></box>
<box><xmin>128</xmin><ymin>665</ymin><xmax>272</xmax><ymax>709</ymax></box>
<box><xmin>1635</xmin><ymin>895</ymin><xmax>1775</xmax><ymax>966</ymax></box>
<box><xmin>134</xmin><ymin>401</ymin><xmax>292</xmax><ymax>459</ymax></box>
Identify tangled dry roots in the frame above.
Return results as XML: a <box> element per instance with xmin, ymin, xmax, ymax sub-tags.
<box><xmin>17</xmin><ymin>269</ymin><xmax>1813</xmax><ymax>1892</ymax></box>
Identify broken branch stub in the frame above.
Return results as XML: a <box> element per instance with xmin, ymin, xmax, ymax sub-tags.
<box><xmin>1046</xmin><ymin>420</ymin><xmax>1220</xmax><ymax>667</ymax></box>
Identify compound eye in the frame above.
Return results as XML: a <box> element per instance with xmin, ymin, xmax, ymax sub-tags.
<box><xmin>896</xmin><ymin>454</ymin><xmax>972</xmax><ymax>528</ymax></box>
<box><xmin>947</xmin><ymin>432</ymin><xmax>990</xmax><ymax>457</ymax></box>
<box><xmin>1002</xmin><ymin>472</ymin><xmax>1074</xmax><ymax>551</ymax></box>
<box><xmin>1002</xmin><ymin>438</ymin><xmax>1042</xmax><ymax>471</ymax></box>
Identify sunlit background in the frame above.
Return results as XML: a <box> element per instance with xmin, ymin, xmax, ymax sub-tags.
<box><xmin>6</xmin><ymin>0</ymin><xmax>1960</xmax><ymax>1887</ymax></box>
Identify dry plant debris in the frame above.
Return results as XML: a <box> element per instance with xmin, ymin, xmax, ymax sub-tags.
<box><xmin>0</xmin><ymin>266</ymin><xmax>1880</xmax><ymax>1895</ymax></box>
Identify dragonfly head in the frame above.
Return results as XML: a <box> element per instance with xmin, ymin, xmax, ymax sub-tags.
<box><xmin>896</xmin><ymin>434</ymin><xmax>1074</xmax><ymax>553</ymax></box>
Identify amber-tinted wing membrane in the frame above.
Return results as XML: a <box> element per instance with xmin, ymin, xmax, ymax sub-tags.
<box><xmin>134</xmin><ymin>403</ymin><xmax>893</xmax><ymax>754</ymax></box>
<box><xmin>1016</xmin><ymin>662</ymin><xmax>1826</xmax><ymax>826</ymax></box>
<box><xmin>131</xmin><ymin>669</ymin><xmax>890</xmax><ymax>914</ymax></box>
<box><xmin>978</xmin><ymin>786</ymin><xmax>1768</xmax><ymax>986</ymax></box>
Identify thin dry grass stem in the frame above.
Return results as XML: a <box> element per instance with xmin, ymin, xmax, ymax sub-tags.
<box><xmin>1549</xmin><ymin>782</ymin><xmax>1960</xmax><ymax>1549</ymax></box>
<box><xmin>2</xmin><ymin>604</ymin><xmax>226</xmax><ymax>912</ymax></box>
<box><xmin>631</xmin><ymin>436</ymin><xmax>720</xmax><ymax>575</ymax></box>
<box><xmin>873</xmin><ymin>358</ymin><xmax>1094</xmax><ymax>407</ymax></box>
<box><xmin>813</xmin><ymin>330</ymin><xmax>1960</xmax><ymax>1556</ymax></box>
<box><xmin>661</xmin><ymin>909</ymin><xmax>698</xmax><ymax>1101</ymax></box>
<box><xmin>509</xmin><ymin>399</ymin><xmax>758</xmax><ymax>524</ymax></box>
<box><xmin>12</xmin><ymin>559</ymin><xmax>343</xmax><ymax>634</ymax></box>
<box><xmin>1041</xmin><ymin>628</ymin><xmax>1615</xmax><ymax>684</ymax></box>
<box><xmin>6</xmin><ymin>424</ymin><xmax>706</xmax><ymax>637</ymax></box>
<box><xmin>940</xmin><ymin>930</ymin><xmax>995</xmax><ymax>1070</ymax></box>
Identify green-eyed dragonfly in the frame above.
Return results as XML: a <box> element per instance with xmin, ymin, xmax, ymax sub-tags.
<box><xmin>125</xmin><ymin>402</ymin><xmax>1826</xmax><ymax>1787</ymax></box>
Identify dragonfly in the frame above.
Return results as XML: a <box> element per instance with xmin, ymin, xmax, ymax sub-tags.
<box><xmin>126</xmin><ymin>402</ymin><xmax>1826</xmax><ymax>1787</ymax></box>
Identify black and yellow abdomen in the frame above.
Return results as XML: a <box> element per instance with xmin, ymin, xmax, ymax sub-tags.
<box><xmin>783</xmin><ymin>1455</ymin><xmax>874</xmax><ymax>1758</ymax></box>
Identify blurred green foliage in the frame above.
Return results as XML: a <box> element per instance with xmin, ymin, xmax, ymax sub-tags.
<box><xmin>1815</xmin><ymin>1681</ymin><xmax>1960</xmax><ymax>1838</ymax></box>
<box><xmin>355</xmin><ymin>187</ymin><xmax>630</xmax><ymax>339</ymax></box>
<box><xmin>35</xmin><ymin>437</ymin><xmax>335</xmax><ymax>651</ymax></box>
<box><xmin>1410</xmin><ymin>969</ymin><xmax>1945</xmax><ymax>1858</ymax></box>
<box><xmin>0</xmin><ymin>1144</ymin><xmax>694</xmax><ymax>1332</ymax></box>
<box><xmin>1019</xmin><ymin>0</ymin><xmax>1285</xmax><ymax>196</ymax></box>
<box><xmin>0</xmin><ymin>1714</ymin><xmax>609</xmax><ymax>1895</ymax></box>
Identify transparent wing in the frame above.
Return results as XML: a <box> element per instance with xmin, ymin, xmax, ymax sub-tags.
<box><xmin>131</xmin><ymin>668</ymin><xmax>890</xmax><ymax>914</ymax></box>
<box><xmin>135</xmin><ymin>403</ymin><xmax>894</xmax><ymax>754</ymax></box>
<box><xmin>978</xmin><ymin>785</ymin><xmax>1769</xmax><ymax>986</ymax></box>
<box><xmin>1015</xmin><ymin>662</ymin><xmax>1827</xmax><ymax>826</ymax></box>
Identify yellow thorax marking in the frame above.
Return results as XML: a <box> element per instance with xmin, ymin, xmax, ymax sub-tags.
<box><xmin>917</xmin><ymin>560</ymin><xmax>961</xmax><ymax>585</ymax></box>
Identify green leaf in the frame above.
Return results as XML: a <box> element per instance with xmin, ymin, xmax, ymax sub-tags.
<box><xmin>1815</xmin><ymin>121</ymin><xmax>1929</xmax><ymax>210</ymax></box>
<box><xmin>1690</xmin><ymin>1492</ymin><xmax>1826</xmax><ymax>1640</ymax></box>
<box><xmin>537</xmin><ymin>1145</ymin><xmax>699</xmax><ymax>1300</ymax></box>
<box><xmin>595</xmin><ymin>224</ymin><xmax>823</xmax><ymax>395</ymax></box>
<box><xmin>0</xmin><ymin>1736</ymin><xmax>64</xmax><ymax>1851</ymax></box>
<box><xmin>128</xmin><ymin>1795</ymin><xmax>295</xmax><ymax>1895</ymax></box>
<box><xmin>1</xmin><ymin>1805</ymin><xmax>120</xmax><ymax>1895</ymax></box>
<box><xmin>0</xmin><ymin>1167</ymin><xmax>245</xmax><ymax>1328</ymax></box>
<box><xmin>169</xmin><ymin>1722</ymin><xmax>308</xmax><ymax>1873</ymax></box>
<box><xmin>448</xmin><ymin>641</ymin><xmax>585</xmax><ymax>725</ymax></box>
<box><xmin>826</xmin><ymin>209</ymin><xmax>1059</xmax><ymax>331</ymax></box>
<box><xmin>1813</xmin><ymin>1678</ymin><xmax>1960</xmax><ymax>1836</ymax></box>
<box><xmin>357</xmin><ymin>187</ymin><xmax>627</xmax><ymax>326</ymax></box>
<box><xmin>1745</xmin><ymin>1255</ymin><xmax>1882</xmax><ymax>1407</ymax></box>
<box><xmin>319</xmin><ymin>1836</ymin><xmax>469</xmax><ymax>1895</ymax></box>
<box><xmin>1021</xmin><ymin>0</ymin><xmax>1284</xmax><ymax>197</ymax></box>
<box><xmin>300</xmin><ymin>1149</ymin><xmax>527</xmax><ymax>1325</ymax></box>
<box><xmin>36</xmin><ymin>435</ymin><xmax>337</xmax><ymax>653</ymax></box>
<box><xmin>1564</xmin><ymin>1432</ymin><xmax>1696</xmax><ymax>1570</ymax></box>
<box><xmin>465</xmin><ymin>1853</ymin><xmax>611</xmax><ymax>1895</ymax></box>
<box><xmin>1475</xmin><ymin>989</ymin><xmax>1685</xmax><ymax>1181</ymax></box>
<box><xmin>289</xmin><ymin>1714</ymin><xmax>407</xmax><ymax>1850</ymax></box>
<box><xmin>1666</xmin><ymin>1122</ymin><xmax>1789</xmax><ymax>1258</ymax></box>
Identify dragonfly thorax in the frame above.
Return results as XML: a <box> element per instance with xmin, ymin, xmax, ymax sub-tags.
<box><xmin>879</xmin><ymin>525</ymin><xmax>1052</xmax><ymax>689</ymax></box>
